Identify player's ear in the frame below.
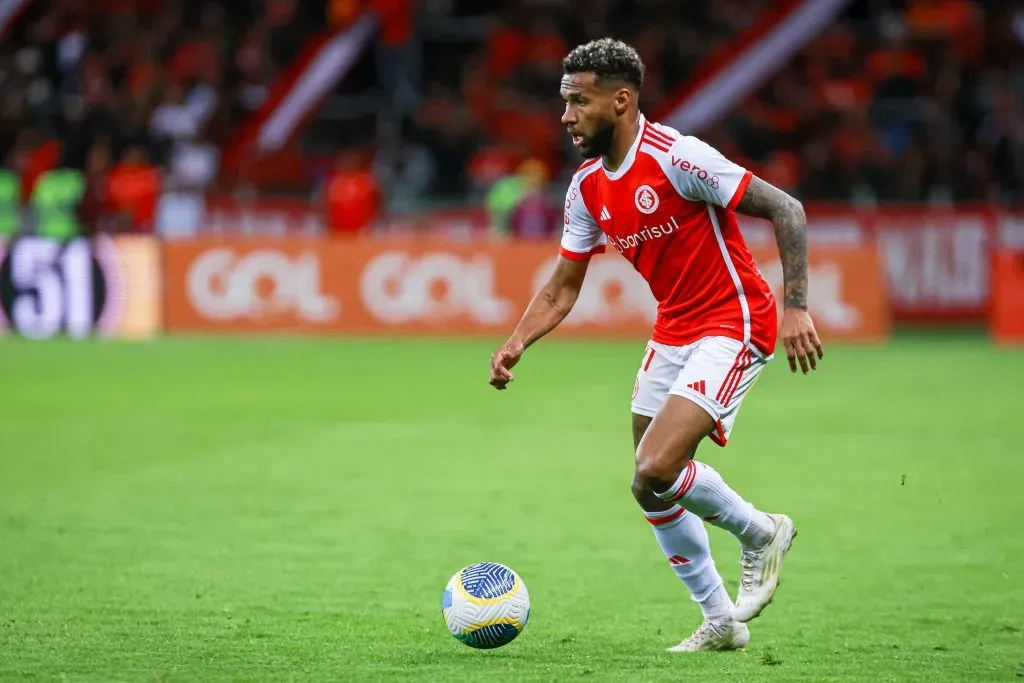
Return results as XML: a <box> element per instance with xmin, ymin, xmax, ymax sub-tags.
<box><xmin>613</xmin><ymin>87</ymin><xmax>632</xmax><ymax>116</ymax></box>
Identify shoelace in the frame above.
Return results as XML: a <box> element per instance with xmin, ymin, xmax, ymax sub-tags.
<box><xmin>683</xmin><ymin>621</ymin><xmax>721</xmax><ymax>647</ymax></box>
<box><xmin>739</xmin><ymin>548</ymin><xmax>764</xmax><ymax>590</ymax></box>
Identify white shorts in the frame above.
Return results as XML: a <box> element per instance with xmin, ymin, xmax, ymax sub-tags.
<box><xmin>631</xmin><ymin>337</ymin><xmax>769</xmax><ymax>447</ymax></box>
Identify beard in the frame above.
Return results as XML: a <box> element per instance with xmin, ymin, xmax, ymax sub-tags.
<box><xmin>577</xmin><ymin>119</ymin><xmax>616</xmax><ymax>159</ymax></box>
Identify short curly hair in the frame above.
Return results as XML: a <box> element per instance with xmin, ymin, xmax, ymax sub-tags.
<box><xmin>562</xmin><ymin>38</ymin><xmax>645</xmax><ymax>91</ymax></box>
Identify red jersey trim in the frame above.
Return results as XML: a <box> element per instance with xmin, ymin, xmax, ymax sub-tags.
<box><xmin>708</xmin><ymin>420</ymin><xmax>728</xmax><ymax>447</ymax></box>
<box><xmin>727</xmin><ymin>170</ymin><xmax>753</xmax><ymax>211</ymax></box>
<box><xmin>643</xmin><ymin>123</ymin><xmax>677</xmax><ymax>145</ymax></box>
<box><xmin>559</xmin><ymin>244</ymin><xmax>606</xmax><ymax>261</ymax></box>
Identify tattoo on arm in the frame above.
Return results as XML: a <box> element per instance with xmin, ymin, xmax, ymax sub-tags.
<box><xmin>735</xmin><ymin>176</ymin><xmax>808</xmax><ymax>309</ymax></box>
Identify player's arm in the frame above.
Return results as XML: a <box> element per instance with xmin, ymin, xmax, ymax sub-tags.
<box><xmin>734</xmin><ymin>177</ymin><xmax>807</xmax><ymax>310</ymax></box>
<box><xmin>734</xmin><ymin>176</ymin><xmax>823</xmax><ymax>373</ymax></box>
<box><xmin>489</xmin><ymin>173</ymin><xmax>603</xmax><ymax>390</ymax></box>
<box><xmin>664</xmin><ymin>132</ymin><xmax>822</xmax><ymax>373</ymax></box>
<box><xmin>489</xmin><ymin>255</ymin><xmax>590</xmax><ymax>390</ymax></box>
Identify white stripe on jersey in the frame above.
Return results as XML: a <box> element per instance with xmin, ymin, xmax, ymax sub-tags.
<box><xmin>706</xmin><ymin>205</ymin><xmax>752</xmax><ymax>347</ymax></box>
<box><xmin>647</xmin><ymin>121</ymin><xmax>682</xmax><ymax>141</ymax></box>
<box><xmin>640</xmin><ymin>142</ymin><xmax>672</xmax><ymax>158</ymax></box>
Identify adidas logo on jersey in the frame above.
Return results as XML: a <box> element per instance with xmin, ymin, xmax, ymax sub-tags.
<box><xmin>600</xmin><ymin>206</ymin><xmax>611</xmax><ymax>221</ymax></box>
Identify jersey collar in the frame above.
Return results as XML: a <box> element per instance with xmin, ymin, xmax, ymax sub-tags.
<box><xmin>601</xmin><ymin>113</ymin><xmax>646</xmax><ymax>181</ymax></box>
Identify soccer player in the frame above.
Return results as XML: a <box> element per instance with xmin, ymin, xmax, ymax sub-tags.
<box><xmin>488</xmin><ymin>39</ymin><xmax>823</xmax><ymax>652</ymax></box>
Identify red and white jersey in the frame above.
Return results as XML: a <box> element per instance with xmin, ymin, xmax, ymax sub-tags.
<box><xmin>560</xmin><ymin>115</ymin><xmax>777</xmax><ymax>356</ymax></box>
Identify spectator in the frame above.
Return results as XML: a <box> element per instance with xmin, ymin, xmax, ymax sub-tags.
<box><xmin>324</xmin><ymin>150</ymin><xmax>383</xmax><ymax>236</ymax></box>
<box><xmin>507</xmin><ymin>158</ymin><xmax>558</xmax><ymax>241</ymax></box>
<box><xmin>78</xmin><ymin>139</ymin><xmax>115</xmax><ymax>235</ymax></box>
<box><xmin>32</xmin><ymin>150</ymin><xmax>85</xmax><ymax>242</ymax></box>
<box><xmin>106</xmin><ymin>145</ymin><xmax>161</xmax><ymax>232</ymax></box>
<box><xmin>0</xmin><ymin>149</ymin><xmax>21</xmax><ymax>238</ymax></box>
<box><xmin>486</xmin><ymin>158</ymin><xmax>549</xmax><ymax>240</ymax></box>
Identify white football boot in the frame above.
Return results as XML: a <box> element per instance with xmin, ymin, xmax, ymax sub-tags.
<box><xmin>734</xmin><ymin>513</ymin><xmax>797</xmax><ymax>623</ymax></box>
<box><xmin>666</xmin><ymin>619</ymin><xmax>750</xmax><ymax>652</ymax></box>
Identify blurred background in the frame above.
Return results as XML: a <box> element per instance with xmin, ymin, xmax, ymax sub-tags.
<box><xmin>0</xmin><ymin>0</ymin><xmax>1022</xmax><ymax>340</ymax></box>
<box><xmin>2</xmin><ymin>6</ymin><xmax>1023</xmax><ymax>678</ymax></box>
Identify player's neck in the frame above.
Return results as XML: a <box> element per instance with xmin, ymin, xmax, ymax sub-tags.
<box><xmin>602</xmin><ymin>116</ymin><xmax>642</xmax><ymax>173</ymax></box>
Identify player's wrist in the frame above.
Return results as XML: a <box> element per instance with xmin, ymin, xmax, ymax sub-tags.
<box><xmin>507</xmin><ymin>334</ymin><xmax>528</xmax><ymax>351</ymax></box>
<box><xmin>783</xmin><ymin>299</ymin><xmax>808</xmax><ymax>311</ymax></box>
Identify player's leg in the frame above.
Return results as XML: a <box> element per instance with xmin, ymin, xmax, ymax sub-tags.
<box><xmin>634</xmin><ymin>337</ymin><xmax>797</xmax><ymax>623</ymax></box>
<box><xmin>665</xmin><ymin>338</ymin><xmax>798</xmax><ymax>623</ymax></box>
<box><xmin>631</xmin><ymin>346</ymin><xmax>747</xmax><ymax>652</ymax></box>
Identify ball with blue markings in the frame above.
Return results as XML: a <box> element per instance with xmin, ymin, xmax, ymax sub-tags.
<box><xmin>442</xmin><ymin>562</ymin><xmax>530</xmax><ymax>649</ymax></box>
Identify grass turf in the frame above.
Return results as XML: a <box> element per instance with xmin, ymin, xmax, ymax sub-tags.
<box><xmin>1</xmin><ymin>335</ymin><xmax>1022</xmax><ymax>681</ymax></box>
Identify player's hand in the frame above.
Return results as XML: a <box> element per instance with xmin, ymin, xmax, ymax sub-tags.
<box><xmin>781</xmin><ymin>308</ymin><xmax>823</xmax><ymax>374</ymax></box>
<box><xmin>489</xmin><ymin>340</ymin><xmax>525</xmax><ymax>390</ymax></box>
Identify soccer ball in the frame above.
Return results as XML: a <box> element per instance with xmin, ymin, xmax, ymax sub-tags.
<box><xmin>442</xmin><ymin>562</ymin><xmax>530</xmax><ymax>649</ymax></box>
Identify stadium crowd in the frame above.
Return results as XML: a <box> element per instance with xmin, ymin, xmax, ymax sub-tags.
<box><xmin>0</xmin><ymin>0</ymin><xmax>1022</xmax><ymax>240</ymax></box>
<box><xmin>414</xmin><ymin>0</ymin><xmax>1024</xmax><ymax>221</ymax></box>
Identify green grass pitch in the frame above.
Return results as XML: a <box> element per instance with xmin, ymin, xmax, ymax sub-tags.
<box><xmin>1</xmin><ymin>334</ymin><xmax>1022</xmax><ymax>681</ymax></box>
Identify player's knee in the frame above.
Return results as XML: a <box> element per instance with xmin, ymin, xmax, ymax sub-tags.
<box><xmin>630</xmin><ymin>472</ymin><xmax>652</xmax><ymax>505</ymax></box>
<box><xmin>633</xmin><ymin>456</ymin><xmax>681</xmax><ymax>496</ymax></box>
<box><xmin>630</xmin><ymin>470</ymin><xmax>672</xmax><ymax>509</ymax></box>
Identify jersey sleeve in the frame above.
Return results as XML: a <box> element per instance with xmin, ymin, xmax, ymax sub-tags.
<box><xmin>558</xmin><ymin>174</ymin><xmax>606</xmax><ymax>260</ymax></box>
<box><xmin>665</xmin><ymin>136</ymin><xmax>753</xmax><ymax>211</ymax></box>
